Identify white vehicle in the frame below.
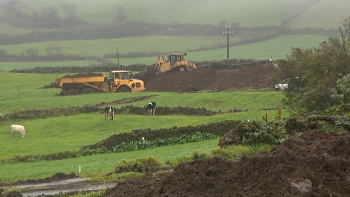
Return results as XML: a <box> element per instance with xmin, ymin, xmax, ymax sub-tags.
<box><xmin>275</xmin><ymin>77</ymin><xmax>299</xmax><ymax>90</ymax></box>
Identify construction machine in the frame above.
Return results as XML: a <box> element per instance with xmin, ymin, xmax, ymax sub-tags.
<box><xmin>57</xmin><ymin>70</ymin><xmax>145</xmax><ymax>95</ymax></box>
<box><xmin>155</xmin><ymin>52</ymin><xmax>196</xmax><ymax>73</ymax></box>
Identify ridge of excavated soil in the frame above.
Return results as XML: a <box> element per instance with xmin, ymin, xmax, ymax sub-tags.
<box><xmin>101</xmin><ymin>130</ymin><xmax>350</xmax><ymax>197</ymax></box>
<box><xmin>134</xmin><ymin>64</ymin><xmax>278</xmax><ymax>92</ymax></box>
<box><xmin>4</xmin><ymin>130</ymin><xmax>350</xmax><ymax>196</ymax></box>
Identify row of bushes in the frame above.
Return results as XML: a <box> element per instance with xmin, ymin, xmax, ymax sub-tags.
<box><xmin>0</xmin><ymin>105</ymin><xmax>243</xmax><ymax>122</ymax></box>
<box><xmin>8</xmin><ymin>62</ymin><xmax>150</xmax><ymax>73</ymax></box>
<box><xmin>8</xmin><ymin>59</ymin><xmax>266</xmax><ymax>74</ymax></box>
<box><xmin>0</xmin><ymin>21</ymin><xmax>223</xmax><ymax>45</ymax></box>
<box><xmin>80</xmin><ymin>132</ymin><xmax>218</xmax><ymax>156</ymax></box>
<box><xmin>81</xmin><ymin>120</ymin><xmax>241</xmax><ymax>153</ymax></box>
<box><xmin>218</xmin><ymin>113</ymin><xmax>350</xmax><ymax>148</ymax></box>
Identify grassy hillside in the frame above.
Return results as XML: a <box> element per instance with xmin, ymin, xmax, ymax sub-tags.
<box><xmin>0</xmin><ymin>34</ymin><xmax>329</xmax><ymax>69</ymax></box>
<box><xmin>0</xmin><ymin>139</ymin><xmax>224</xmax><ymax>182</ymax></box>
<box><xmin>0</xmin><ymin>35</ymin><xmax>328</xmax><ymax>58</ymax></box>
<box><xmin>290</xmin><ymin>0</ymin><xmax>350</xmax><ymax>29</ymax></box>
<box><xmin>0</xmin><ymin>0</ymin><xmax>348</xmax><ymax>37</ymax></box>
<box><xmin>0</xmin><ymin>0</ymin><xmax>346</xmax><ymax>66</ymax></box>
<box><xmin>0</xmin><ymin>71</ymin><xmax>287</xmax><ymax>161</ymax></box>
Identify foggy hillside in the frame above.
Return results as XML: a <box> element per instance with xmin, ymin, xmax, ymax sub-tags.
<box><xmin>0</xmin><ymin>0</ymin><xmax>349</xmax><ymax>61</ymax></box>
<box><xmin>0</xmin><ymin>0</ymin><xmax>349</xmax><ymax>32</ymax></box>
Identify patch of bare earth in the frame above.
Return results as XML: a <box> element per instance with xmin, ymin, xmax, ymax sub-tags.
<box><xmin>134</xmin><ymin>64</ymin><xmax>278</xmax><ymax>92</ymax></box>
<box><xmin>101</xmin><ymin>130</ymin><xmax>350</xmax><ymax>197</ymax></box>
<box><xmin>4</xmin><ymin>130</ymin><xmax>349</xmax><ymax>196</ymax></box>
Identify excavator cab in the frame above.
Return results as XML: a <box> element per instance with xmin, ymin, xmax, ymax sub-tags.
<box><xmin>168</xmin><ymin>53</ymin><xmax>184</xmax><ymax>66</ymax></box>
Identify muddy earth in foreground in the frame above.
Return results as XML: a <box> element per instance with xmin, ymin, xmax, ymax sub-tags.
<box><xmin>101</xmin><ymin>130</ymin><xmax>350</xmax><ymax>197</ymax></box>
<box><xmin>3</xmin><ymin>130</ymin><xmax>349</xmax><ymax>197</ymax></box>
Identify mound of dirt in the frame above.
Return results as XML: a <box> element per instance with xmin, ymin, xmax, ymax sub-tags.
<box><xmin>134</xmin><ymin>64</ymin><xmax>278</xmax><ymax>92</ymax></box>
<box><xmin>61</xmin><ymin>72</ymin><xmax>104</xmax><ymax>78</ymax></box>
<box><xmin>101</xmin><ymin>130</ymin><xmax>350</xmax><ymax>196</ymax></box>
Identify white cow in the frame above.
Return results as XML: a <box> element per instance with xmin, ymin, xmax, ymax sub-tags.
<box><xmin>11</xmin><ymin>125</ymin><xmax>26</xmax><ymax>137</ymax></box>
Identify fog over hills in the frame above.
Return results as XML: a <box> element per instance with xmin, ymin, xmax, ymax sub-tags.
<box><xmin>0</xmin><ymin>0</ymin><xmax>349</xmax><ymax>31</ymax></box>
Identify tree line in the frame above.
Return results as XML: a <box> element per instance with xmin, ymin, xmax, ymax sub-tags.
<box><xmin>0</xmin><ymin>0</ymin><xmax>336</xmax><ymax>46</ymax></box>
<box><xmin>276</xmin><ymin>17</ymin><xmax>350</xmax><ymax>116</ymax></box>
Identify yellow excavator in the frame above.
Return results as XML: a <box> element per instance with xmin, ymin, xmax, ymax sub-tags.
<box><xmin>155</xmin><ymin>52</ymin><xmax>196</xmax><ymax>73</ymax></box>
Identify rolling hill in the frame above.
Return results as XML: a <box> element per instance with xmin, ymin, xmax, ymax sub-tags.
<box><xmin>0</xmin><ymin>0</ymin><xmax>349</xmax><ymax>64</ymax></box>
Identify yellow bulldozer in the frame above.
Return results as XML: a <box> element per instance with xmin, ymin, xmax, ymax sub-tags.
<box><xmin>56</xmin><ymin>70</ymin><xmax>145</xmax><ymax>96</ymax></box>
<box><xmin>155</xmin><ymin>52</ymin><xmax>196</xmax><ymax>73</ymax></box>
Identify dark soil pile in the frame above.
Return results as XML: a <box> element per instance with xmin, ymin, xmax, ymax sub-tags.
<box><xmin>0</xmin><ymin>172</ymin><xmax>77</xmax><ymax>187</ymax></box>
<box><xmin>62</xmin><ymin>72</ymin><xmax>103</xmax><ymax>78</ymax></box>
<box><xmin>134</xmin><ymin>64</ymin><xmax>278</xmax><ymax>92</ymax></box>
<box><xmin>101</xmin><ymin>130</ymin><xmax>350</xmax><ymax>197</ymax></box>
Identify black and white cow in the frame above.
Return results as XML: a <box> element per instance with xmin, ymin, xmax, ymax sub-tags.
<box><xmin>104</xmin><ymin>106</ymin><xmax>115</xmax><ymax>120</ymax></box>
<box><xmin>144</xmin><ymin>102</ymin><xmax>157</xmax><ymax>115</ymax></box>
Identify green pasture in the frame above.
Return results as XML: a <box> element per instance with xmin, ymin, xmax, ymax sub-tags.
<box><xmin>0</xmin><ymin>35</ymin><xmax>328</xmax><ymax>70</ymax></box>
<box><xmin>0</xmin><ymin>64</ymin><xmax>288</xmax><ymax>184</ymax></box>
<box><xmin>0</xmin><ymin>110</ymin><xmax>282</xmax><ymax>161</ymax></box>
<box><xmin>0</xmin><ymin>72</ymin><xmax>286</xmax><ymax>113</ymax></box>
<box><xmin>0</xmin><ymin>0</ymin><xmax>346</xmax><ymax>186</ymax></box>
<box><xmin>0</xmin><ymin>139</ymin><xmax>221</xmax><ymax>182</ymax></box>
<box><xmin>0</xmin><ymin>71</ymin><xmax>288</xmax><ymax>161</ymax></box>
<box><xmin>0</xmin><ymin>36</ymin><xmax>224</xmax><ymax>57</ymax></box>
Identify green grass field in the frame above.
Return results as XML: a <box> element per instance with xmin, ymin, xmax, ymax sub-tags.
<box><xmin>0</xmin><ymin>35</ymin><xmax>328</xmax><ymax>70</ymax></box>
<box><xmin>0</xmin><ymin>139</ymin><xmax>221</xmax><ymax>182</ymax></box>
<box><xmin>0</xmin><ymin>71</ymin><xmax>287</xmax><ymax>162</ymax></box>
<box><xmin>0</xmin><ymin>70</ymin><xmax>287</xmax><ymax>183</ymax></box>
<box><xmin>2</xmin><ymin>0</ymin><xmax>336</xmax><ymax>185</ymax></box>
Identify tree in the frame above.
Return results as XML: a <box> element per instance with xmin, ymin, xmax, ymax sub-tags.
<box><xmin>61</xmin><ymin>3</ymin><xmax>79</xmax><ymax>27</ymax></box>
<box><xmin>32</xmin><ymin>11</ymin><xmax>39</xmax><ymax>22</ymax></box>
<box><xmin>0</xmin><ymin>50</ymin><xmax>8</xmax><ymax>61</ymax></box>
<box><xmin>61</xmin><ymin>3</ymin><xmax>77</xmax><ymax>19</ymax></box>
<box><xmin>114</xmin><ymin>6</ymin><xmax>128</xmax><ymax>22</ymax></box>
<box><xmin>46</xmin><ymin>45</ymin><xmax>63</xmax><ymax>66</ymax></box>
<box><xmin>328</xmin><ymin>74</ymin><xmax>350</xmax><ymax>114</ymax></box>
<box><xmin>40</xmin><ymin>6</ymin><xmax>61</xmax><ymax>28</ymax></box>
<box><xmin>277</xmin><ymin>17</ymin><xmax>350</xmax><ymax>115</ymax></box>
<box><xmin>218</xmin><ymin>19</ymin><xmax>227</xmax><ymax>30</ymax></box>
<box><xmin>25</xmin><ymin>48</ymin><xmax>39</xmax><ymax>61</ymax></box>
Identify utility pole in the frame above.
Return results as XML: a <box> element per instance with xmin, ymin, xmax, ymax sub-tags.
<box><xmin>223</xmin><ymin>25</ymin><xmax>233</xmax><ymax>59</ymax></box>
